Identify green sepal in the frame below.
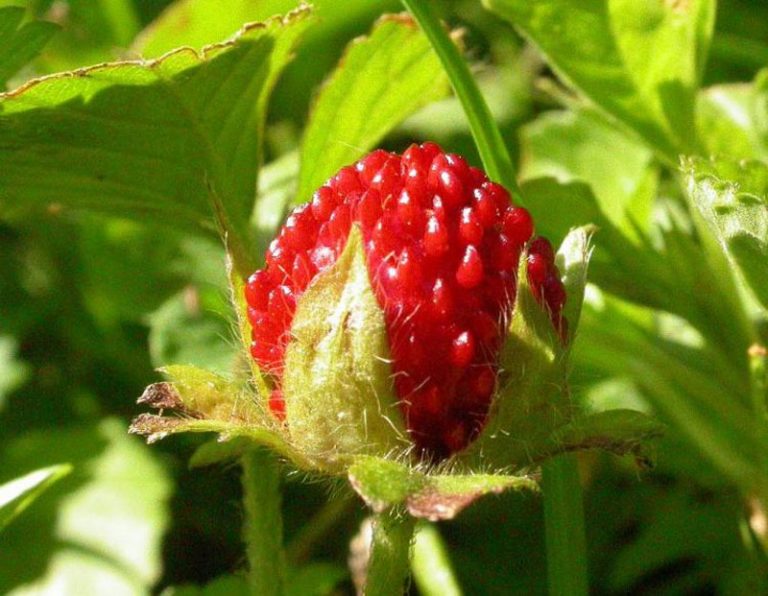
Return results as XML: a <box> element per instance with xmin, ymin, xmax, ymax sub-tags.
<box><xmin>282</xmin><ymin>226</ymin><xmax>409</xmax><ymax>471</ymax></box>
<box><xmin>227</xmin><ymin>253</ymin><xmax>271</xmax><ymax>402</ymax></box>
<box><xmin>556</xmin><ymin>226</ymin><xmax>593</xmax><ymax>340</ymax></box>
<box><xmin>348</xmin><ymin>456</ymin><xmax>537</xmax><ymax>521</ymax></box>
<box><xmin>461</xmin><ymin>235</ymin><xmax>575</xmax><ymax>468</ymax></box>
<box><xmin>129</xmin><ymin>364</ymin><xmax>313</xmax><ymax>470</ymax></box>
<box><xmin>545</xmin><ymin>409</ymin><xmax>665</xmax><ymax>470</ymax></box>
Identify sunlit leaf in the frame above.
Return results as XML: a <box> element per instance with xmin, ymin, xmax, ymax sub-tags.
<box><xmin>697</xmin><ymin>70</ymin><xmax>768</xmax><ymax>161</ymax></box>
<box><xmin>0</xmin><ymin>9</ymin><xmax>311</xmax><ymax>275</ymax></box>
<box><xmin>0</xmin><ymin>420</ymin><xmax>171</xmax><ymax>594</ymax></box>
<box><xmin>0</xmin><ymin>464</ymin><xmax>71</xmax><ymax>531</ymax></box>
<box><xmin>520</xmin><ymin>108</ymin><xmax>657</xmax><ymax>238</ymax></box>
<box><xmin>295</xmin><ymin>14</ymin><xmax>449</xmax><ymax>202</ymax></box>
<box><xmin>485</xmin><ymin>0</ymin><xmax>715</xmax><ymax>161</ymax></box>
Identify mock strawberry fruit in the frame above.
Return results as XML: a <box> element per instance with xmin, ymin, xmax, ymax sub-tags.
<box><xmin>245</xmin><ymin>142</ymin><xmax>566</xmax><ymax>459</ymax></box>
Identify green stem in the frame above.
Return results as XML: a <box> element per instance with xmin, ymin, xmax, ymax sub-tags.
<box><xmin>241</xmin><ymin>448</ymin><xmax>285</xmax><ymax>596</ymax></box>
<box><xmin>400</xmin><ymin>0</ymin><xmax>521</xmax><ymax>202</ymax></box>
<box><xmin>411</xmin><ymin>521</ymin><xmax>463</xmax><ymax>596</ymax></box>
<box><xmin>541</xmin><ymin>455</ymin><xmax>589</xmax><ymax>596</ymax></box>
<box><xmin>364</xmin><ymin>512</ymin><xmax>416</xmax><ymax>596</ymax></box>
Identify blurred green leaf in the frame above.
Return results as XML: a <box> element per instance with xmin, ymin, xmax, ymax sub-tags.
<box><xmin>577</xmin><ymin>292</ymin><xmax>764</xmax><ymax>496</ymax></box>
<box><xmin>0</xmin><ymin>463</ymin><xmax>71</xmax><ymax>531</ymax></box>
<box><xmin>148</xmin><ymin>286</ymin><xmax>236</xmax><ymax>376</ymax></box>
<box><xmin>0</xmin><ymin>9</ymin><xmax>311</xmax><ymax>274</ymax></box>
<box><xmin>685</xmin><ymin>156</ymin><xmax>768</xmax><ymax>310</ymax></box>
<box><xmin>485</xmin><ymin>0</ymin><xmax>715</xmax><ymax>161</ymax></box>
<box><xmin>523</xmin><ymin>177</ymin><xmax>754</xmax><ymax>361</ymax></box>
<box><xmin>0</xmin><ymin>6</ymin><xmax>58</xmax><ymax>88</ymax></box>
<box><xmin>608</xmin><ymin>487</ymin><xmax>764</xmax><ymax>594</ymax></box>
<box><xmin>0</xmin><ymin>335</ymin><xmax>28</xmax><ymax>412</ymax></box>
<box><xmin>520</xmin><ymin>108</ymin><xmax>657</xmax><ymax>238</ymax></box>
<box><xmin>0</xmin><ymin>419</ymin><xmax>171</xmax><ymax>594</ymax></box>
<box><xmin>295</xmin><ymin>14</ymin><xmax>449</xmax><ymax>201</ymax></box>
<box><xmin>285</xmin><ymin>562</ymin><xmax>347</xmax><ymax>596</ymax></box>
<box><xmin>0</xmin><ymin>0</ymin><xmax>142</xmax><ymax>73</ymax></box>
<box><xmin>697</xmin><ymin>70</ymin><xmax>768</xmax><ymax>161</ymax></box>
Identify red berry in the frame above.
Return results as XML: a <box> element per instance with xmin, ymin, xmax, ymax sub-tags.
<box><xmin>244</xmin><ymin>143</ymin><xmax>566</xmax><ymax>459</ymax></box>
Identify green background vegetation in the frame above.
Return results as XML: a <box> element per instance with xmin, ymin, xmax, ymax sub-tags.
<box><xmin>1</xmin><ymin>0</ymin><xmax>767</xmax><ymax>593</ymax></box>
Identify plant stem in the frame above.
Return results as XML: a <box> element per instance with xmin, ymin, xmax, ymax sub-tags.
<box><xmin>541</xmin><ymin>454</ymin><xmax>589</xmax><ymax>596</ymax></box>
<box><xmin>241</xmin><ymin>448</ymin><xmax>285</xmax><ymax>596</ymax></box>
<box><xmin>364</xmin><ymin>512</ymin><xmax>416</xmax><ymax>596</ymax></box>
<box><xmin>400</xmin><ymin>0</ymin><xmax>521</xmax><ymax>202</ymax></box>
<box><xmin>411</xmin><ymin>521</ymin><xmax>463</xmax><ymax>596</ymax></box>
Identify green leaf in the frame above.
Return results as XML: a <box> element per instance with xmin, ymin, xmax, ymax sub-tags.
<box><xmin>684</xmin><ymin>156</ymin><xmax>768</xmax><ymax>310</ymax></box>
<box><xmin>283</xmin><ymin>226</ymin><xmax>408</xmax><ymax>469</ymax></box>
<box><xmin>0</xmin><ymin>464</ymin><xmax>71</xmax><ymax>531</ymax></box>
<box><xmin>0</xmin><ymin>419</ymin><xmax>171</xmax><ymax>594</ymax></box>
<box><xmin>697</xmin><ymin>72</ymin><xmax>768</xmax><ymax>161</ymax></box>
<box><xmin>348</xmin><ymin>456</ymin><xmax>537</xmax><ymax>521</ymax></box>
<box><xmin>524</xmin><ymin>177</ymin><xmax>754</xmax><ymax>359</ymax></box>
<box><xmin>0</xmin><ymin>6</ymin><xmax>58</xmax><ymax>88</ymax></box>
<box><xmin>295</xmin><ymin>14</ymin><xmax>449</xmax><ymax>202</ymax></box>
<box><xmin>577</xmin><ymin>293</ymin><xmax>766</xmax><ymax>496</ymax></box>
<box><xmin>0</xmin><ymin>9</ymin><xmax>311</xmax><ymax>275</ymax></box>
<box><xmin>131</xmin><ymin>365</ymin><xmax>309</xmax><ymax>468</ymax></box>
<box><xmin>520</xmin><ymin>108</ymin><xmax>657</xmax><ymax>238</ymax></box>
<box><xmin>485</xmin><ymin>0</ymin><xmax>715</xmax><ymax>161</ymax></box>
<box><xmin>555</xmin><ymin>226</ymin><xmax>592</xmax><ymax>339</ymax></box>
<box><xmin>148</xmin><ymin>286</ymin><xmax>237</xmax><ymax>377</ymax></box>
<box><xmin>12</xmin><ymin>0</ymin><xmax>140</xmax><ymax>73</ymax></box>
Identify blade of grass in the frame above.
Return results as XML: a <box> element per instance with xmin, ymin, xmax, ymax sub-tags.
<box><xmin>399</xmin><ymin>0</ymin><xmax>521</xmax><ymax>202</ymax></box>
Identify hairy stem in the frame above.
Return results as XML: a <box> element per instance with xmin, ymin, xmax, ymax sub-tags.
<box><xmin>411</xmin><ymin>521</ymin><xmax>463</xmax><ymax>596</ymax></box>
<box><xmin>364</xmin><ymin>512</ymin><xmax>416</xmax><ymax>596</ymax></box>
<box><xmin>241</xmin><ymin>448</ymin><xmax>285</xmax><ymax>596</ymax></box>
<box><xmin>542</xmin><ymin>454</ymin><xmax>589</xmax><ymax>596</ymax></box>
<box><xmin>400</xmin><ymin>0</ymin><xmax>521</xmax><ymax>201</ymax></box>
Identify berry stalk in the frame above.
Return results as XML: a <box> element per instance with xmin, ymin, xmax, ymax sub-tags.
<box><xmin>241</xmin><ymin>448</ymin><xmax>285</xmax><ymax>596</ymax></box>
<box><xmin>364</xmin><ymin>512</ymin><xmax>416</xmax><ymax>596</ymax></box>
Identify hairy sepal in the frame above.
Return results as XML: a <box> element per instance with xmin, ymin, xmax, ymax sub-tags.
<box><xmin>282</xmin><ymin>226</ymin><xmax>409</xmax><ymax>470</ymax></box>
<box><xmin>462</xmin><ymin>227</ymin><xmax>662</xmax><ymax>469</ymax></box>
<box><xmin>348</xmin><ymin>455</ymin><xmax>538</xmax><ymax>521</ymax></box>
<box><xmin>130</xmin><ymin>364</ymin><xmax>310</xmax><ymax>468</ymax></box>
